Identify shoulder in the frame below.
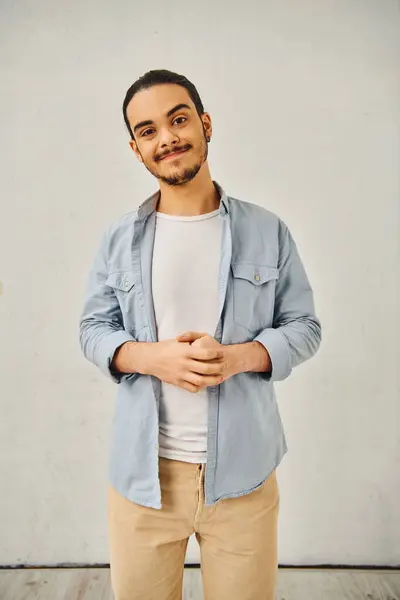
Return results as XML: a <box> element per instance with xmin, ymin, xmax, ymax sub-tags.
<box><xmin>228</xmin><ymin>195</ymin><xmax>284</xmax><ymax>231</ymax></box>
<box><xmin>109</xmin><ymin>208</ymin><xmax>138</xmax><ymax>234</ymax></box>
<box><xmin>102</xmin><ymin>209</ymin><xmax>138</xmax><ymax>246</ymax></box>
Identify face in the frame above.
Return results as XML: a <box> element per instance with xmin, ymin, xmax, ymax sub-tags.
<box><xmin>126</xmin><ymin>84</ymin><xmax>212</xmax><ymax>186</ymax></box>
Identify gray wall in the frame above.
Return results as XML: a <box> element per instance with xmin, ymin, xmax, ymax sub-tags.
<box><xmin>0</xmin><ymin>0</ymin><xmax>399</xmax><ymax>566</ymax></box>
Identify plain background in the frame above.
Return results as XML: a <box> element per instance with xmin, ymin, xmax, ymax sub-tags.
<box><xmin>0</xmin><ymin>0</ymin><xmax>399</xmax><ymax>567</ymax></box>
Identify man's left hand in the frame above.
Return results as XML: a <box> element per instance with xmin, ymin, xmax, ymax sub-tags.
<box><xmin>175</xmin><ymin>331</ymin><xmax>240</xmax><ymax>388</ymax></box>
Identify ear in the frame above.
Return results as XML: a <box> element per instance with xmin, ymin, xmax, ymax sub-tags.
<box><xmin>201</xmin><ymin>112</ymin><xmax>212</xmax><ymax>142</ymax></box>
<box><xmin>129</xmin><ymin>140</ymin><xmax>143</xmax><ymax>163</ymax></box>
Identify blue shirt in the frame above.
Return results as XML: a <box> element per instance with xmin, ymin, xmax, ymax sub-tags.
<box><xmin>79</xmin><ymin>181</ymin><xmax>322</xmax><ymax>509</ymax></box>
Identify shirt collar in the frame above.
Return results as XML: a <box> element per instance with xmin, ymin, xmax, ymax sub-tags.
<box><xmin>137</xmin><ymin>180</ymin><xmax>229</xmax><ymax>220</ymax></box>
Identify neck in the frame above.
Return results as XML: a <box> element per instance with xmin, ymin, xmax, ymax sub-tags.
<box><xmin>156</xmin><ymin>166</ymin><xmax>220</xmax><ymax>216</ymax></box>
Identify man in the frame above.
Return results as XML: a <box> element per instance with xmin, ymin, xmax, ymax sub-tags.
<box><xmin>79</xmin><ymin>69</ymin><xmax>322</xmax><ymax>600</ymax></box>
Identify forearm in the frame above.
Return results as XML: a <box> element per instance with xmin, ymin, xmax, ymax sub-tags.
<box><xmin>111</xmin><ymin>339</ymin><xmax>271</xmax><ymax>381</ymax></box>
<box><xmin>111</xmin><ymin>341</ymin><xmax>152</xmax><ymax>376</ymax></box>
<box><xmin>227</xmin><ymin>341</ymin><xmax>272</xmax><ymax>375</ymax></box>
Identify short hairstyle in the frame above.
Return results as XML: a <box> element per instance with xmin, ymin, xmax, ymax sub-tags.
<box><xmin>122</xmin><ymin>69</ymin><xmax>205</xmax><ymax>140</ymax></box>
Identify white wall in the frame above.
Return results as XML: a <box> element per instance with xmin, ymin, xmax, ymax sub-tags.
<box><xmin>1</xmin><ymin>0</ymin><xmax>399</xmax><ymax>567</ymax></box>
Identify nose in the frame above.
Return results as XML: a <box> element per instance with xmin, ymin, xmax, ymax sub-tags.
<box><xmin>158</xmin><ymin>126</ymin><xmax>180</xmax><ymax>148</ymax></box>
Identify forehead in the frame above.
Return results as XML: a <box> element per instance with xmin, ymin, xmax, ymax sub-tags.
<box><xmin>126</xmin><ymin>84</ymin><xmax>194</xmax><ymax>125</ymax></box>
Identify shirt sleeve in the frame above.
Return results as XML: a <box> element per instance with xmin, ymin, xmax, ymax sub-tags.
<box><xmin>79</xmin><ymin>227</ymin><xmax>139</xmax><ymax>384</ymax></box>
<box><xmin>253</xmin><ymin>219</ymin><xmax>322</xmax><ymax>382</ymax></box>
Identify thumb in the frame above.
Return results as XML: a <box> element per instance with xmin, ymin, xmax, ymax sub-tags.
<box><xmin>176</xmin><ymin>331</ymin><xmax>207</xmax><ymax>342</ymax></box>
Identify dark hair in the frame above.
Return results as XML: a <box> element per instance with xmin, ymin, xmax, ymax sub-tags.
<box><xmin>122</xmin><ymin>69</ymin><xmax>205</xmax><ymax>140</ymax></box>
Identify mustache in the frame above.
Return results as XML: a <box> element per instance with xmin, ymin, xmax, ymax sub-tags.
<box><xmin>157</xmin><ymin>145</ymin><xmax>191</xmax><ymax>161</ymax></box>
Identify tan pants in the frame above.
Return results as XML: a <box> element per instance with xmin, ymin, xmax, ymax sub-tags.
<box><xmin>107</xmin><ymin>456</ymin><xmax>280</xmax><ymax>600</ymax></box>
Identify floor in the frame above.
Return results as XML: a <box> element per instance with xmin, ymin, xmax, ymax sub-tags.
<box><xmin>0</xmin><ymin>567</ymin><xmax>399</xmax><ymax>599</ymax></box>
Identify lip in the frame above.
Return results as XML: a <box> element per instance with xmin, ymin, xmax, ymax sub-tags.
<box><xmin>160</xmin><ymin>148</ymin><xmax>189</xmax><ymax>161</ymax></box>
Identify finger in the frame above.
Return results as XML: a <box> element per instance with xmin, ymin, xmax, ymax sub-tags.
<box><xmin>179</xmin><ymin>381</ymin><xmax>201</xmax><ymax>393</ymax></box>
<box><xmin>186</xmin><ymin>359</ymin><xmax>223</xmax><ymax>375</ymax></box>
<box><xmin>177</xmin><ymin>331</ymin><xmax>208</xmax><ymax>341</ymax></box>
<box><xmin>186</xmin><ymin>373</ymin><xmax>224</xmax><ymax>388</ymax></box>
<box><xmin>189</xmin><ymin>347</ymin><xmax>223</xmax><ymax>361</ymax></box>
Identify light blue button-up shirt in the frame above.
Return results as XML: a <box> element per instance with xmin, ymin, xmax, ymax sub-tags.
<box><xmin>79</xmin><ymin>181</ymin><xmax>322</xmax><ymax>509</ymax></box>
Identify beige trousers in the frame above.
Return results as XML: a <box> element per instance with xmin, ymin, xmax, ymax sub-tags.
<box><xmin>107</xmin><ymin>456</ymin><xmax>280</xmax><ymax>600</ymax></box>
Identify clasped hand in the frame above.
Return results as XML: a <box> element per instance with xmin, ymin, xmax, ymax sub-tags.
<box><xmin>148</xmin><ymin>330</ymin><xmax>239</xmax><ymax>393</ymax></box>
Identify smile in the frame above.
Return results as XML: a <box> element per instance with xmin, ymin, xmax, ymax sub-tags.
<box><xmin>160</xmin><ymin>149</ymin><xmax>189</xmax><ymax>161</ymax></box>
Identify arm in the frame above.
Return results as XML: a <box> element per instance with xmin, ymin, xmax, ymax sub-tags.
<box><xmin>79</xmin><ymin>228</ymin><xmax>139</xmax><ymax>384</ymax></box>
<box><xmin>110</xmin><ymin>340</ymin><xmax>155</xmax><ymax>376</ymax></box>
<box><xmin>174</xmin><ymin>220</ymin><xmax>321</xmax><ymax>385</ymax></box>
<box><xmin>252</xmin><ymin>219</ymin><xmax>322</xmax><ymax>382</ymax></box>
<box><xmin>224</xmin><ymin>341</ymin><xmax>272</xmax><ymax>376</ymax></box>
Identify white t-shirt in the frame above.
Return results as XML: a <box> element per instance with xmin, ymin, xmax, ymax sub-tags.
<box><xmin>151</xmin><ymin>206</ymin><xmax>222</xmax><ymax>463</ymax></box>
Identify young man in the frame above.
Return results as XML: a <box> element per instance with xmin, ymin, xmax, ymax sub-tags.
<box><xmin>79</xmin><ymin>69</ymin><xmax>322</xmax><ymax>600</ymax></box>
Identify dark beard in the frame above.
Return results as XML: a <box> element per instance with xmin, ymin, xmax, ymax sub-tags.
<box><xmin>158</xmin><ymin>162</ymin><xmax>203</xmax><ymax>186</ymax></box>
<box><xmin>144</xmin><ymin>134</ymin><xmax>209</xmax><ymax>186</ymax></box>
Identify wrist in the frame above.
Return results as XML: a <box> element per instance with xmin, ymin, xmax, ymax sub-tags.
<box><xmin>226</xmin><ymin>341</ymin><xmax>271</xmax><ymax>374</ymax></box>
<box><xmin>225</xmin><ymin>344</ymin><xmax>246</xmax><ymax>375</ymax></box>
<box><xmin>252</xmin><ymin>341</ymin><xmax>271</xmax><ymax>373</ymax></box>
<box><xmin>129</xmin><ymin>341</ymin><xmax>154</xmax><ymax>376</ymax></box>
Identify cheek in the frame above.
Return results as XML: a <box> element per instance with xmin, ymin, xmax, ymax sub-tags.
<box><xmin>136</xmin><ymin>142</ymin><xmax>154</xmax><ymax>162</ymax></box>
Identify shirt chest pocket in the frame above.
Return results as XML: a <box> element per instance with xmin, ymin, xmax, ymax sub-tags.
<box><xmin>105</xmin><ymin>270</ymin><xmax>146</xmax><ymax>335</ymax></box>
<box><xmin>231</xmin><ymin>263</ymin><xmax>279</xmax><ymax>333</ymax></box>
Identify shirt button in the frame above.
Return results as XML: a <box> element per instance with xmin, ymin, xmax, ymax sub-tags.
<box><xmin>254</xmin><ymin>274</ymin><xmax>260</xmax><ymax>281</ymax></box>
<box><xmin>124</xmin><ymin>280</ymin><xmax>129</xmax><ymax>288</ymax></box>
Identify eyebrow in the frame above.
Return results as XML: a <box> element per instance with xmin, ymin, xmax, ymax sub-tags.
<box><xmin>133</xmin><ymin>103</ymin><xmax>192</xmax><ymax>134</ymax></box>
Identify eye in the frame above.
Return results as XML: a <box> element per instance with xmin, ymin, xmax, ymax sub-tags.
<box><xmin>142</xmin><ymin>128</ymin><xmax>154</xmax><ymax>137</ymax></box>
<box><xmin>174</xmin><ymin>116</ymin><xmax>187</xmax><ymax>125</ymax></box>
<box><xmin>141</xmin><ymin>116</ymin><xmax>187</xmax><ymax>138</ymax></box>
